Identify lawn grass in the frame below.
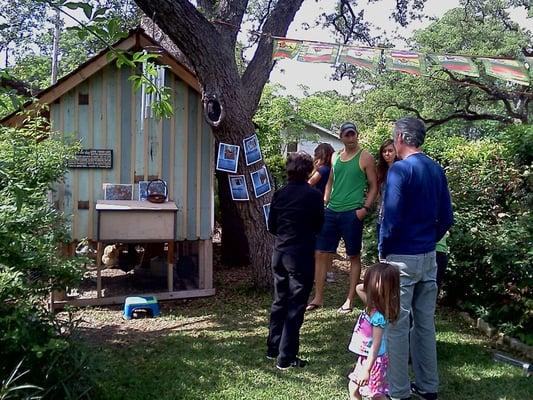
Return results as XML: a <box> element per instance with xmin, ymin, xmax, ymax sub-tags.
<box><xmin>83</xmin><ymin>267</ymin><xmax>532</xmax><ymax>400</ymax></box>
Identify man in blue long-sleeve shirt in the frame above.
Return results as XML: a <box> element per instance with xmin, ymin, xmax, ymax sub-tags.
<box><xmin>379</xmin><ymin>117</ymin><xmax>453</xmax><ymax>400</ymax></box>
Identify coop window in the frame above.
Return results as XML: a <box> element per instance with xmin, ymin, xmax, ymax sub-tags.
<box><xmin>78</xmin><ymin>93</ymin><xmax>89</xmax><ymax>105</ymax></box>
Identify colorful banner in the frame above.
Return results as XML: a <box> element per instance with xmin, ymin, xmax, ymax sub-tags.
<box><xmin>430</xmin><ymin>55</ymin><xmax>479</xmax><ymax>77</ymax></box>
<box><xmin>479</xmin><ymin>58</ymin><xmax>530</xmax><ymax>86</ymax></box>
<box><xmin>270</xmin><ymin>36</ymin><xmax>532</xmax><ymax>86</ymax></box>
<box><xmin>272</xmin><ymin>39</ymin><xmax>302</xmax><ymax>60</ymax></box>
<box><xmin>338</xmin><ymin>46</ymin><xmax>380</xmax><ymax>72</ymax></box>
<box><xmin>297</xmin><ymin>42</ymin><xmax>339</xmax><ymax>63</ymax></box>
<box><xmin>385</xmin><ymin>50</ymin><xmax>423</xmax><ymax>75</ymax></box>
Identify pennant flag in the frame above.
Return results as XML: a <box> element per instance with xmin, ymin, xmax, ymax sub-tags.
<box><xmin>430</xmin><ymin>54</ymin><xmax>479</xmax><ymax>77</ymax></box>
<box><xmin>272</xmin><ymin>39</ymin><xmax>302</xmax><ymax>60</ymax></box>
<box><xmin>297</xmin><ymin>42</ymin><xmax>339</xmax><ymax>64</ymax></box>
<box><xmin>338</xmin><ymin>46</ymin><xmax>380</xmax><ymax>72</ymax></box>
<box><xmin>385</xmin><ymin>50</ymin><xmax>423</xmax><ymax>75</ymax></box>
<box><xmin>480</xmin><ymin>58</ymin><xmax>530</xmax><ymax>86</ymax></box>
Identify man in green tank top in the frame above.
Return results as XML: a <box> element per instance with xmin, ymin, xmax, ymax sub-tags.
<box><xmin>307</xmin><ymin>122</ymin><xmax>378</xmax><ymax>313</ymax></box>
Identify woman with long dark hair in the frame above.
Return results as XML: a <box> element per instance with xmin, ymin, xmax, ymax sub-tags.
<box><xmin>376</xmin><ymin>139</ymin><xmax>396</xmax><ymax>190</ymax></box>
<box><xmin>376</xmin><ymin>139</ymin><xmax>397</xmax><ymax>246</ymax></box>
<box><xmin>308</xmin><ymin>143</ymin><xmax>335</xmax><ymax>196</ymax></box>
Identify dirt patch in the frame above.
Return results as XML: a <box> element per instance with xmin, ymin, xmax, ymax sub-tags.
<box><xmin>62</xmin><ymin>243</ymin><xmax>355</xmax><ymax>347</ymax></box>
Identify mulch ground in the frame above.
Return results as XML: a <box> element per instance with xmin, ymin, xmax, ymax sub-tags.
<box><xmin>61</xmin><ymin>242</ymin><xmax>354</xmax><ymax>347</ymax></box>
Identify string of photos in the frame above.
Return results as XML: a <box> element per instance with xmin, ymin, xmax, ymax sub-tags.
<box><xmin>272</xmin><ymin>38</ymin><xmax>533</xmax><ymax>87</ymax></box>
<box><xmin>215</xmin><ymin>133</ymin><xmax>271</xmax><ymax>226</ymax></box>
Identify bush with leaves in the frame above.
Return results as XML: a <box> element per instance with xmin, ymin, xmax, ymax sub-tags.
<box><xmin>431</xmin><ymin>127</ymin><xmax>532</xmax><ymax>343</ymax></box>
<box><xmin>0</xmin><ymin>111</ymin><xmax>91</xmax><ymax>398</ymax></box>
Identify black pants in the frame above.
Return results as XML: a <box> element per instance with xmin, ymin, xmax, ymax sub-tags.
<box><xmin>266</xmin><ymin>250</ymin><xmax>314</xmax><ymax>364</ymax></box>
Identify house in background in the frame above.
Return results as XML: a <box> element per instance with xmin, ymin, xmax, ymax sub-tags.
<box><xmin>285</xmin><ymin>121</ymin><xmax>343</xmax><ymax>155</ymax></box>
<box><xmin>1</xmin><ymin>28</ymin><xmax>215</xmax><ymax>306</ymax></box>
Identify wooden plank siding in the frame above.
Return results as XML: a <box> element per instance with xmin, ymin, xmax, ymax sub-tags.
<box><xmin>50</xmin><ymin>64</ymin><xmax>213</xmax><ymax>242</ymax></box>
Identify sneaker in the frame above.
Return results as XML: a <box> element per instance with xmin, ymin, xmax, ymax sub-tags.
<box><xmin>326</xmin><ymin>272</ymin><xmax>335</xmax><ymax>283</ymax></box>
<box><xmin>276</xmin><ymin>357</ymin><xmax>308</xmax><ymax>370</ymax></box>
<box><xmin>266</xmin><ymin>351</ymin><xmax>278</xmax><ymax>360</ymax></box>
<box><xmin>411</xmin><ymin>383</ymin><xmax>437</xmax><ymax>400</ymax></box>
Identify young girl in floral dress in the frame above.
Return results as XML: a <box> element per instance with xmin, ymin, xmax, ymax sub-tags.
<box><xmin>348</xmin><ymin>262</ymin><xmax>400</xmax><ymax>400</ymax></box>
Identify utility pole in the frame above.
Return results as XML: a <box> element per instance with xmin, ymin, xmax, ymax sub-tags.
<box><xmin>51</xmin><ymin>8</ymin><xmax>60</xmax><ymax>85</ymax></box>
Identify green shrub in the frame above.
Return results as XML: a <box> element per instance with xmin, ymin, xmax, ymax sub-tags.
<box><xmin>440</xmin><ymin>132</ymin><xmax>532</xmax><ymax>342</ymax></box>
<box><xmin>264</xmin><ymin>153</ymin><xmax>286</xmax><ymax>190</ymax></box>
<box><xmin>0</xmin><ymin>111</ymin><xmax>92</xmax><ymax>398</ymax></box>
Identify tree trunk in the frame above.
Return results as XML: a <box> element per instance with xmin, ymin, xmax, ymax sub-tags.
<box><xmin>216</xmin><ymin>169</ymin><xmax>250</xmax><ymax>266</ymax></box>
<box><xmin>214</xmin><ymin>123</ymin><xmax>274</xmax><ymax>287</ymax></box>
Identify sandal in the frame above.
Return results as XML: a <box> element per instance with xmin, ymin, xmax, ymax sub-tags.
<box><xmin>337</xmin><ymin>306</ymin><xmax>353</xmax><ymax>314</ymax></box>
<box><xmin>305</xmin><ymin>303</ymin><xmax>322</xmax><ymax>311</ymax></box>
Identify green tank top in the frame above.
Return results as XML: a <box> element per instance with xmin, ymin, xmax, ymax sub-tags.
<box><xmin>328</xmin><ymin>149</ymin><xmax>367</xmax><ymax>212</ymax></box>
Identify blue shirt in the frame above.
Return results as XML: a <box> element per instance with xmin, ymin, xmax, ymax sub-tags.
<box><xmin>315</xmin><ymin>165</ymin><xmax>330</xmax><ymax>195</ymax></box>
<box><xmin>379</xmin><ymin>153</ymin><xmax>453</xmax><ymax>257</ymax></box>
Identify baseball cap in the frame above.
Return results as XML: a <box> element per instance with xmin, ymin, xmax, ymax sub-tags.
<box><xmin>339</xmin><ymin>122</ymin><xmax>358</xmax><ymax>135</ymax></box>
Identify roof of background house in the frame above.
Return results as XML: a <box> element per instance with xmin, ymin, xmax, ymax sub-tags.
<box><xmin>304</xmin><ymin>121</ymin><xmax>340</xmax><ymax>140</ymax></box>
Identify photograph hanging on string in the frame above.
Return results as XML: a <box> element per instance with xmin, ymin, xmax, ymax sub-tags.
<box><xmin>103</xmin><ymin>183</ymin><xmax>133</xmax><ymax>200</ymax></box>
<box><xmin>228</xmin><ymin>175</ymin><xmax>249</xmax><ymax>201</ymax></box>
<box><xmin>263</xmin><ymin>203</ymin><xmax>271</xmax><ymax>229</ymax></box>
<box><xmin>243</xmin><ymin>134</ymin><xmax>262</xmax><ymax>165</ymax></box>
<box><xmin>250</xmin><ymin>166</ymin><xmax>271</xmax><ymax>198</ymax></box>
<box><xmin>216</xmin><ymin>143</ymin><xmax>240</xmax><ymax>173</ymax></box>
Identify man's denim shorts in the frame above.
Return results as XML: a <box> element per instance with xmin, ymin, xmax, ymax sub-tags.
<box><xmin>316</xmin><ymin>208</ymin><xmax>364</xmax><ymax>256</ymax></box>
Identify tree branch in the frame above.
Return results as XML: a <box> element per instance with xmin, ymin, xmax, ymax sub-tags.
<box><xmin>441</xmin><ymin>69</ymin><xmax>530</xmax><ymax>123</ymax></box>
<box><xmin>134</xmin><ymin>0</ymin><xmax>226</xmax><ymax>79</ymax></box>
<box><xmin>0</xmin><ymin>76</ymin><xmax>34</xmax><ymax>96</ymax></box>
<box><xmin>216</xmin><ymin>0</ymin><xmax>248</xmax><ymax>47</ymax></box>
<box><xmin>386</xmin><ymin>103</ymin><xmax>515</xmax><ymax>130</ymax></box>
<box><xmin>241</xmin><ymin>0</ymin><xmax>305</xmax><ymax>115</ymax></box>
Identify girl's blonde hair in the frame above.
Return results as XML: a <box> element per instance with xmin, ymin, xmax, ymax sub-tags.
<box><xmin>363</xmin><ymin>262</ymin><xmax>400</xmax><ymax>322</ymax></box>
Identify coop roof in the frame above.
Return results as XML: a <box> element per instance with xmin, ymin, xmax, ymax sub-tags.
<box><xmin>1</xmin><ymin>28</ymin><xmax>200</xmax><ymax>126</ymax></box>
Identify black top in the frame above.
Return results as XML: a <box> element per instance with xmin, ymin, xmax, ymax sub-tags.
<box><xmin>315</xmin><ymin>165</ymin><xmax>331</xmax><ymax>196</ymax></box>
<box><xmin>268</xmin><ymin>181</ymin><xmax>324</xmax><ymax>256</ymax></box>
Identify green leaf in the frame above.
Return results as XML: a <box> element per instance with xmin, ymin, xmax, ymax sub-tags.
<box><xmin>63</xmin><ymin>1</ymin><xmax>92</xmax><ymax>19</ymax></box>
<box><xmin>92</xmin><ymin>7</ymin><xmax>107</xmax><ymax>19</ymax></box>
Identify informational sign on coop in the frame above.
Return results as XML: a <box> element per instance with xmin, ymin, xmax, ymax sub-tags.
<box><xmin>67</xmin><ymin>149</ymin><xmax>113</xmax><ymax>169</ymax></box>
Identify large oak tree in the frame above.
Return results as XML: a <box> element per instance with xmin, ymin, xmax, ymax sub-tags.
<box><xmin>129</xmin><ymin>0</ymin><xmax>437</xmax><ymax>286</ymax></box>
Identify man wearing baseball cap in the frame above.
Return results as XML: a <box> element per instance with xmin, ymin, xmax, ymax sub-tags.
<box><xmin>307</xmin><ymin>122</ymin><xmax>378</xmax><ymax>313</ymax></box>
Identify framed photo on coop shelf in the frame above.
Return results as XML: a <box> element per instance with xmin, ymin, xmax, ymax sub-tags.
<box><xmin>216</xmin><ymin>143</ymin><xmax>240</xmax><ymax>173</ymax></box>
<box><xmin>138</xmin><ymin>180</ymin><xmax>168</xmax><ymax>201</ymax></box>
<box><xmin>103</xmin><ymin>183</ymin><xmax>133</xmax><ymax>200</ymax></box>
<box><xmin>243</xmin><ymin>134</ymin><xmax>262</xmax><ymax>166</ymax></box>
<box><xmin>250</xmin><ymin>166</ymin><xmax>271</xmax><ymax>198</ymax></box>
<box><xmin>228</xmin><ymin>175</ymin><xmax>249</xmax><ymax>201</ymax></box>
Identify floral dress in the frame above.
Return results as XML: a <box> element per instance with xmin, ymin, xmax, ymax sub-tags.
<box><xmin>348</xmin><ymin>310</ymin><xmax>389</xmax><ymax>398</ymax></box>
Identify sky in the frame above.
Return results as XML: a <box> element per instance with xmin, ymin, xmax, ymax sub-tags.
<box><xmin>268</xmin><ymin>0</ymin><xmax>531</xmax><ymax>97</ymax></box>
